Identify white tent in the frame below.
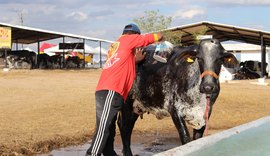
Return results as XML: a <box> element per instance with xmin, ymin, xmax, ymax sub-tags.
<box><xmin>44</xmin><ymin>44</ymin><xmax>99</xmax><ymax>54</ymax></box>
<box><xmin>94</xmin><ymin>47</ymin><xmax>108</xmax><ymax>55</ymax></box>
<box><xmin>93</xmin><ymin>47</ymin><xmax>108</xmax><ymax>63</ymax></box>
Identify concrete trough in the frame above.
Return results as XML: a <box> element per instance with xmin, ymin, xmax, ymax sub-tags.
<box><xmin>155</xmin><ymin>116</ymin><xmax>270</xmax><ymax>156</ymax></box>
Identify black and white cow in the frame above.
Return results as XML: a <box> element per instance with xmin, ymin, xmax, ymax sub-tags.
<box><xmin>39</xmin><ymin>53</ymin><xmax>62</xmax><ymax>69</ymax></box>
<box><xmin>4</xmin><ymin>50</ymin><xmax>36</xmax><ymax>69</ymax></box>
<box><xmin>117</xmin><ymin>39</ymin><xmax>239</xmax><ymax>156</ymax></box>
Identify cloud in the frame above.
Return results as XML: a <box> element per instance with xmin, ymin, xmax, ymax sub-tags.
<box><xmin>173</xmin><ymin>8</ymin><xmax>206</xmax><ymax>20</ymax></box>
<box><xmin>84</xmin><ymin>29</ymin><xmax>108</xmax><ymax>39</ymax></box>
<box><xmin>89</xmin><ymin>10</ymin><xmax>115</xmax><ymax>20</ymax></box>
<box><xmin>67</xmin><ymin>12</ymin><xmax>88</xmax><ymax>21</ymax></box>
<box><xmin>205</xmin><ymin>0</ymin><xmax>270</xmax><ymax>6</ymax></box>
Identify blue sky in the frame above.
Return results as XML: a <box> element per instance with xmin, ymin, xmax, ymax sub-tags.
<box><xmin>0</xmin><ymin>0</ymin><xmax>270</xmax><ymax>43</ymax></box>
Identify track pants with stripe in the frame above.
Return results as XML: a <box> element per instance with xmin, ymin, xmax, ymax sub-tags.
<box><xmin>86</xmin><ymin>90</ymin><xmax>124</xmax><ymax>156</ymax></box>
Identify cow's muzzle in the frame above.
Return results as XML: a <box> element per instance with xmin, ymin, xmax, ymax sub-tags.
<box><xmin>200</xmin><ymin>70</ymin><xmax>219</xmax><ymax>79</ymax></box>
<box><xmin>200</xmin><ymin>70</ymin><xmax>219</xmax><ymax>94</ymax></box>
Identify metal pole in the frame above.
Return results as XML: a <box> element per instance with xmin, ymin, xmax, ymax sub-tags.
<box><xmin>99</xmin><ymin>41</ymin><xmax>102</xmax><ymax>68</ymax></box>
<box><xmin>16</xmin><ymin>40</ymin><xmax>18</xmax><ymax>50</ymax></box>
<box><xmin>260</xmin><ymin>33</ymin><xmax>266</xmax><ymax>77</ymax></box>
<box><xmin>62</xmin><ymin>37</ymin><xmax>65</xmax><ymax>69</ymax></box>
<box><xmin>83</xmin><ymin>39</ymin><xmax>85</xmax><ymax>68</ymax></box>
<box><xmin>37</xmin><ymin>41</ymin><xmax>40</xmax><ymax>69</ymax></box>
<box><xmin>4</xmin><ymin>49</ymin><xmax>8</xmax><ymax>68</ymax></box>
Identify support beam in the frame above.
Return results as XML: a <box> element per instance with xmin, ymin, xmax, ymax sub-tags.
<box><xmin>62</xmin><ymin>37</ymin><xmax>65</xmax><ymax>69</ymax></box>
<box><xmin>83</xmin><ymin>39</ymin><xmax>86</xmax><ymax>68</ymax></box>
<box><xmin>99</xmin><ymin>41</ymin><xmax>102</xmax><ymax>68</ymax></box>
<box><xmin>16</xmin><ymin>40</ymin><xmax>18</xmax><ymax>50</ymax></box>
<box><xmin>37</xmin><ymin>40</ymin><xmax>40</xmax><ymax>69</ymax></box>
<box><xmin>260</xmin><ymin>33</ymin><xmax>267</xmax><ymax>77</ymax></box>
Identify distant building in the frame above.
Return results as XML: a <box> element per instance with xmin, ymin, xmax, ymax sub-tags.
<box><xmin>222</xmin><ymin>43</ymin><xmax>270</xmax><ymax>64</ymax></box>
<box><xmin>219</xmin><ymin>43</ymin><xmax>270</xmax><ymax>80</ymax></box>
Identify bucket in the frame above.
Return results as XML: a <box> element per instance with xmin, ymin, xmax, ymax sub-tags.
<box><xmin>153</xmin><ymin>41</ymin><xmax>173</xmax><ymax>63</ymax></box>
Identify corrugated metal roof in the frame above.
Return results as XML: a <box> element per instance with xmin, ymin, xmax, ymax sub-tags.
<box><xmin>164</xmin><ymin>21</ymin><xmax>270</xmax><ymax>46</ymax></box>
<box><xmin>0</xmin><ymin>22</ymin><xmax>113</xmax><ymax>44</ymax></box>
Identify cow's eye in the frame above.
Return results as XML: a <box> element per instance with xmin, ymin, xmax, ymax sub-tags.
<box><xmin>225</xmin><ymin>57</ymin><xmax>232</xmax><ymax>62</ymax></box>
<box><xmin>186</xmin><ymin>57</ymin><xmax>195</xmax><ymax>63</ymax></box>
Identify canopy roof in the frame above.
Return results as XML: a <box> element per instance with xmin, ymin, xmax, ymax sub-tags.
<box><xmin>165</xmin><ymin>21</ymin><xmax>270</xmax><ymax>46</ymax></box>
<box><xmin>0</xmin><ymin>22</ymin><xmax>113</xmax><ymax>44</ymax></box>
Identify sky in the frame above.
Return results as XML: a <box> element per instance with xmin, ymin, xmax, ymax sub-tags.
<box><xmin>1</xmin><ymin>0</ymin><xmax>270</xmax><ymax>45</ymax></box>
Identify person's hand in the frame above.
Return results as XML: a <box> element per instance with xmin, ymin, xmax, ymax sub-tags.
<box><xmin>135</xmin><ymin>47</ymin><xmax>145</xmax><ymax>63</ymax></box>
<box><xmin>158</xmin><ymin>33</ymin><xmax>165</xmax><ymax>42</ymax></box>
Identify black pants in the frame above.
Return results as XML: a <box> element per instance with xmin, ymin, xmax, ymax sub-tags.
<box><xmin>86</xmin><ymin>90</ymin><xmax>124</xmax><ymax>156</ymax></box>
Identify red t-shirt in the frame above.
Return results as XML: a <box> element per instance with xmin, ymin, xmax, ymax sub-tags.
<box><xmin>96</xmin><ymin>33</ymin><xmax>159</xmax><ymax>101</ymax></box>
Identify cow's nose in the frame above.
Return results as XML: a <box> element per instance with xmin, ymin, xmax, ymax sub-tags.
<box><xmin>201</xmin><ymin>84</ymin><xmax>214</xmax><ymax>94</ymax></box>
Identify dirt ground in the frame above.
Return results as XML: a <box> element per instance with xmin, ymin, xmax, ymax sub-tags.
<box><xmin>0</xmin><ymin>69</ymin><xmax>269</xmax><ymax>156</ymax></box>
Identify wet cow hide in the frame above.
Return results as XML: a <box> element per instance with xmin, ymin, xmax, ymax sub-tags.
<box><xmin>117</xmin><ymin>39</ymin><xmax>239</xmax><ymax>156</ymax></box>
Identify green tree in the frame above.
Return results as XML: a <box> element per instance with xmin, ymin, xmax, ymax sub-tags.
<box><xmin>133</xmin><ymin>10</ymin><xmax>183</xmax><ymax>45</ymax></box>
<box><xmin>133</xmin><ymin>10</ymin><xmax>172</xmax><ymax>33</ymax></box>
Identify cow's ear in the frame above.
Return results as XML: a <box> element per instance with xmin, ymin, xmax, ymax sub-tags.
<box><xmin>175</xmin><ymin>51</ymin><xmax>197</xmax><ymax>65</ymax></box>
<box><xmin>223</xmin><ymin>53</ymin><xmax>239</xmax><ymax>68</ymax></box>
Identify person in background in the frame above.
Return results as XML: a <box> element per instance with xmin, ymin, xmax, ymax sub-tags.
<box><xmin>85</xmin><ymin>23</ymin><xmax>163</xmax><ymax>156</ymax></box>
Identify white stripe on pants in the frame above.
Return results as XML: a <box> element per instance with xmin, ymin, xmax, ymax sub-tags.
<box><xmin>91</xmin><ymin>90</ymin><xmax>114</xmax><ymax>155</ymax></box>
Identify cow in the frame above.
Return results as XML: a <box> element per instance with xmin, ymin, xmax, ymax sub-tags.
<box><xmin>66</xmin><ymin>56</ymin><xmax>81</xmax><ymax>69</ymax></box>
<box><xmin>117</xmin><ymin>39</ymin><xmax>239</xmax><ymax>156</ymax></box>
<box><xmin>39</xmin><ymin>54</ymin><xmax>62</xmax><ymax>69</ymax></box>
<box><xmin>3</xmin><ymin>50</ymin><xmax>36</xmax><ymax>69</ymax></box>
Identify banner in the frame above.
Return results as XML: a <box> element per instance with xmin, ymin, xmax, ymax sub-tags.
<box><xmin>0</xmin><ymin>27</ymin><xmax>12</xmax><ymax>49</ymax></box>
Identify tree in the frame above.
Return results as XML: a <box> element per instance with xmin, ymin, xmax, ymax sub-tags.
<box><xmin>133</xmin><ymin>10</ymin><xmax>172</xmax><ymax>33</ymax></box>
<box><xmin>133</xmin><ymin>10</ymin><xmax>208</xmax><ymax>46</ymax></box>
<box><xmin>133</xmin><ymin>10</ymin><xmax>183</xmax><ymax>45</ymax></box>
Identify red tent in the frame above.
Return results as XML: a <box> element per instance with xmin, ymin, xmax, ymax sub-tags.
<box><xmin>40</xmin><ymin>42</ymin><xmax>56</xmax><ymax>52</ymax></box>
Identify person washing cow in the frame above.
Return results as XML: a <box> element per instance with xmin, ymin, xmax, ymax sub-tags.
<box><xmin>85</xmin><ymin>23</ymin><xmax>172</xmax><ymax>156</ymax></box>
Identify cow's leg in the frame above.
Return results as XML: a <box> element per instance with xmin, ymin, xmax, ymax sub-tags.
<box><xmin>193</xmin><ymin>92</ymin><xmax>219</xmax><ymax>140</ymax></box>
<box><xmin>193</xmin><ymin>126</ymin><xmax>205</xmax><ymax>140</ymax></box>
<box><xmin>193</xmin><ymin>107</ymin><xmax>213</xmax><ymax>140</ymax></box>
<box><xmin>117</xmin><ymin>98</ymin><xmax>139</xmax><ymax>156</ymax></box>
<box><xmin>170</xmin><ymin>108</ymin><xmax>191</xmax><ymax>144</ymax></box>
<box><xmin>193</xmin><ymin>99</ymin><xmax>216</xmax><ymax>139</ymax></box>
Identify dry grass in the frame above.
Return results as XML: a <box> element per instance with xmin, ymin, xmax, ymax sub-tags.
<box><xmin>0</xmin><ymin>70</ymin><xmax>269</xmax><ymax>156</ymax></box>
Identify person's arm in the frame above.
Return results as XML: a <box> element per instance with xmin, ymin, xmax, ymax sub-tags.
<box><xmin>131</xmin><ymin>33</ymin><xmax>164</xmax><ymax>48</ymax></box>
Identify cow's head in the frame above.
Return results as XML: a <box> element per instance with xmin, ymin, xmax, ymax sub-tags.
<box><xmin>174</xmin><ymin>39</ymin><xmax>238</xmax><ymax>95</ymax></box>
<box><xmin>169</xmin><ymin>39</ymin><xmax>238</xmax><ymax>129</ymax></box>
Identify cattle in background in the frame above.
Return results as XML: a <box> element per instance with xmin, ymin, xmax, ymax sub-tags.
<box><xmin>0</xmin><ymin>57</ymin><xmax>6</xmax><ymax>68</ymax></box>
<box><xmin>66</xmin><ymin>56</ymin><xmax>82</xmax><ymax>69</ymax></box>
<box><xmin>3</xmin><ymin>50</ymin><xmax>36</xmax><ymax>69</ymax></box>
<box><xmin>234</xmin><ymin>60</ymin><xmax>267</xmax><ymax>79</ymax></box>
<box><xmin>39</xmin><ymin>54</ymin><xmax>62</xmax><ymax>69</ymax></box>
<box><xmin>117</xmin><ymin>39</ymin><xmax>239</xmax><ymax>156</ymax></box>
<box><xmin>39</xmin><ymin>53</ymin><xmax>50</xmax><ymax>69</ymax></box>
<box><xmin>48</xmin><ymin>54</ymin><xmax>62</xmax><ymax>69</ymax></box>
<box><xmin>0</xmin><ymin>51</ymin><xmax>7</xmax><ymax>68</ymax></box>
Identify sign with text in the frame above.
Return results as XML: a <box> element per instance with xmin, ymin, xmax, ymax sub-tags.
<box><xmin>59</xmin><ymin>43</ymin><xmax>84</xmax><ymax>50</ymax></box>
<box><xmin>0</xmin><ymin>27</ymin><xmax>12</xmax><ymax>49</ymax></box>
